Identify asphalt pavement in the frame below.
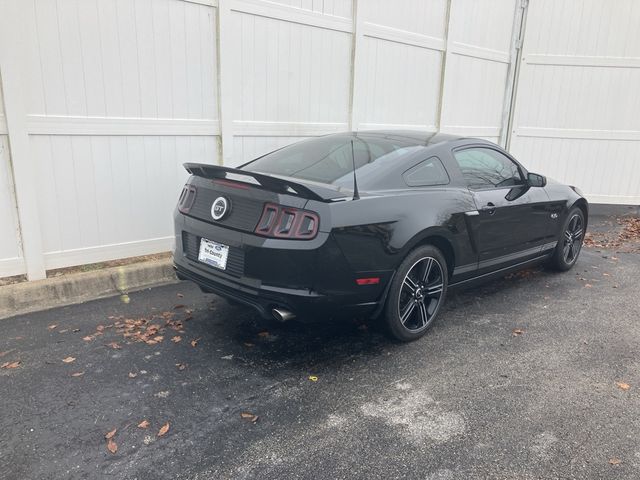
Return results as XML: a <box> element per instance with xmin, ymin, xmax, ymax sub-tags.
<box><xmin>1</xmin><ymin>236</ymin><xmax>640</xmax><ymax>479</ymax></box>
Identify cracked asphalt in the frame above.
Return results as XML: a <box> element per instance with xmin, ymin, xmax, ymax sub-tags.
<box><xmin>1</xmin><ymin>218</ymin><xmax>640</xmax><ymax>479</ymax></box>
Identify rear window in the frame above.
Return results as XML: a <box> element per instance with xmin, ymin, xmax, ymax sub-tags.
<box><xmin>242</xmin><ymin>135</ymin><xmax>423</xmax><ymax>188</ymax></box>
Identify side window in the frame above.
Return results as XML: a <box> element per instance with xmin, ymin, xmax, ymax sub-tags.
<box><xmin>453</xmin><ymin>147</ymin><xmax>523</xmax><ymax>190</ymax></box>
<box><xmin>403</xmin><ymin>157</ymin><xmax>450</xmax><ymax>187</ymax></box>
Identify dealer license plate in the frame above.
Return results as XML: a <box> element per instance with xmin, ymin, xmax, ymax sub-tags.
<box><xmin>198</xmin><ymin>238</ymin><xmax>229</xmax><ymax>270</ymax></box>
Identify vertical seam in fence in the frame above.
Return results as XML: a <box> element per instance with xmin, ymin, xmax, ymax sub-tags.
<box><xmin>501</xmin><ymin>0</ymin><xmax>528</xmax><ymax>150</ymax></box>
<box><xmin>349</xmin><ymin>0</ymin><xmax>363</xmax><ymax>131</ymax></box>
<box><xmin>435</xmin><ymin>0</ymin><xmax>453</xmax><ymax>133</ymax></box>
<box><xmin>217</xmin><ymin>0</ymin><xmax>234</xmax><ymax>165</ymax></box>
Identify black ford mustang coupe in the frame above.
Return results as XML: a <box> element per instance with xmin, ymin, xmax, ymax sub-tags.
<box><xmin>173</xmin><ymin>131</ymin><xmax>587</xmax><ymax>341</ymax></box>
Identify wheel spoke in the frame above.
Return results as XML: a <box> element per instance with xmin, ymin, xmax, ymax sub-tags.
<box><xmin>418</xmin><ymin>301</ymin><xmax>429</xmax><ymax>326</ymax></box>
<box><xmin>426</xmin><ymin>283</ymin><xmax>443</xmax><ymax>296</ymax></box>
<box><xmin>563</xmin><ymin>243</ymin><xmax>571</xmax><ymax>261</ymax></box>
<box><xmin>400</xmin><ymin>301</ymin><xmax>417</xmax><ymax>325</ymax></box>
<box><xmin>421</xmin><ymin>258</ymin><xmax>433</xmax><ymax>283</ymax></box>
<box><xmin>573</xmin><ymin>228</ymin><xmax>583</xmax><ymax>239</ymax></box>
<box><xmin>564</xmin><ymin>231</ymin><xmax>572</xmax><ymax>241</ymax></box>
<box><xmin>403</xmin><ymin>276</ymin><xmax>417</xmax><ymax>294</ymax></box>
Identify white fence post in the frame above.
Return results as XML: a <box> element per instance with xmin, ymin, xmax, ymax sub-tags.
<box><xmin>217</xmin><ymin>0</ymin><xmax>235</xmax><ymax>165</ymax></box>
<box><xmin>349</xmin><ymin>0</ymin><xmax>364</xmax><ymax>131</ymax></box>
<box><xmin>0</xmin><ymin>2</ymin><xmax>46</xmax><ymax>280</ymax></box>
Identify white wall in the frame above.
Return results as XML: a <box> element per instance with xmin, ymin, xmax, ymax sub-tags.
<box><xmin>0</xmin><ymin>0</ymin><xmax>638</xmax><ymax>280</ymax></box>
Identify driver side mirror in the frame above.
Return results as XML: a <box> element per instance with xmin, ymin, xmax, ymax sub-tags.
<box><xmin>527</xmin><ymin>172</ymin><xmax>546</xmax><ymax>187</ymax></box>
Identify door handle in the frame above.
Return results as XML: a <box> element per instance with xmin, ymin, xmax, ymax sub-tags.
<box><xmin>481</xmin><ymin>202</ymin><xmax>496</xmax><ymax>215</ymax></box>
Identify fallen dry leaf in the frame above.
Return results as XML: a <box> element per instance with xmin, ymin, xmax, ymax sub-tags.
<box><xmin>105</xmin><ymin>428</ymin><xmax>117</xmax><ymax>440</ymax></box>
<box><xmin>138</xmin><ymin>420</ymin><xmax>150</xmax><ymax>429</ymax></box>
<box><xmin>1</xmin><ymin>361</ymin><xmax>21</xmax><ymax>369</ymax></box>
<box><xmin>584</xmin><ymin>283</ymin><xmax>593</xmax><ymax>288</ymax></box>
<box><xmin>177</xmin><ymin>293</ymin><xmax>184</xmax><ymax>298</ymax></box>
<box><xmin>257</xmin><ymin>331</ymin><xmax>270</xmax><ymax>338</ymax></box>
<box><xmin>616</xmin><ymin>381</ymin><xmax>630</xmax><ymax>391</ymax></box>
<box><xmin>0</xmin><ymin>349</ymin><xmax>15</xmax><ymax>358</ymax></box>
<box><xmin>82</xmin><ymin>336</ymin><xmax>93</xmax><ymax>342</ymax></box>
<box><xmin>152</xmin><ymin>335</ymin><xmax>164</xmax><ymax>342</ymax></box>
<box><xmin>128</xmin><ymin>372</ymin><xmax>138</xmax><ymax>378</ymax></box>
<box><xmin>603</xmin><ymin>272</ymin><xmax>611</xmax><ymax>277</ymax></box>
<box><xmin>174</xmin><ymin>304</ymin><xmax>185</xmax><ymax>310</ymax></box>
<box><xmin>96</xmin><ymin>325</ymin><xmax>105</xmax><ymax>332</ymax></box>
<box><xmin>106</xmin><ymin>342</ymin><xmax>121</xmax><ymax>350</ymax></box>
<box><xmin>176</xmin><ymin>363</ymin><xmax>187</xmax><ymax>370</ymax></box>
<box><xmin>106</xmin><ymin>438</ymin><xmax>117</xmax><ymax>454</ymax></box>
<box><xmin>71</xmin><ymin>372</ymin><xmax>84</xmax><ymax>377</ymax></box>
<box><xmin>609</xmin><ymin>457</ymin><xmax>621</xmax><ymax>465</ymax></box>
<box><xmin>190</xmin><ymin>338</ymin><xmax>200</xmax><ymax>347</ymax></box>
<box><xmin>48</xmin><ymin>324</ymin><xmax>57</xmax><ymax>330</ymax></box>
<box><xmin>611</xmin><ymin>256</ymin><xmax>619</xmax><ymax>261</ymax></box>
<box><xmin>171</xmin><ymin>336</ymin><xmax>181</xmax><ymax>343</ymax></box>
<box><xmin>157</xmin><ymin>422</ymin><xmax>170</xmax><ymax>437</ymax></box>
<box><xmin>62</xmin><ymin>356</ymin><xmax>76</xmax><ymax>364</ymax></box>
<box><xmin>240</xmin><ymin>412</ymin><xmax>259</xmax><ymax>423</ymax></box>
<box><xmin>512</xmin><ymin>328</ymin><xmax>525</xmax><ymax>336</ymax></box>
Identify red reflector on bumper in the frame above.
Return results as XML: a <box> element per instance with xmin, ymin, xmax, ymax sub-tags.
<box><xmin>356</xmin><ymin>277</ymin><xmax>380</xmax><ymax>285</ymax></box>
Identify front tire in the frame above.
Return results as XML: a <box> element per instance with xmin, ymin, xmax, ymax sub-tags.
<box><xmin>384</xmin><ymin>245</ymin><xmax>448</xmax><ymax>342</ymax></box>
<box><xmin>549</xmin><ymin>207</ymin><xmax>585</xmax><ymax>271</ymax></box>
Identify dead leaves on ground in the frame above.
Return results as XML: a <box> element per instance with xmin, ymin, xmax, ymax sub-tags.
<box><xmin>609</xmin><ymin>457</ymin><xmax>622</xmax><ymax>466</ymax></box>
<box><xmin>616</xmin><ymin>381</ymin><xmax>631</xmax><ymax>391</ymax></box>
<box><xmin>62</xmin><ymin>356</ymin><xmax>76</xmax><ymax>364</ymax></box>
<box><xmin>512</xmin><ymin>328</ymin><xmax>525</xmax><ymax>337</ymax></box>
<box><xmin>190</xmin><ymin>338</ymin><xmax>200</xmax><ymax>348</ymax></box>
<box><xmin>158</xmin><ymin>422</ymin><xmax>170</xmax><ymax>437</ymax></box>
<box><xmin>584</xmin><ymin>217</ymin><xmax>640</xmax><ymax>252</ymax></box>
<box><xmin>137</xmin><ymin>420</ymin><xmax>150</xmax><ymax>429</ymax></box>
<box><xmin>71</xmin><ymin>371</ymin><xmax>84</xmax><ymax>377</ymax></box>
<box><xmin>240</xmin><ymin>412</ymin><xmax>259</xmax><ymax>424</ymax></box>
<box><xmin>1</xmin><ymin>360</ymin><xmax>21</xmax><ymax>369</ymax></box>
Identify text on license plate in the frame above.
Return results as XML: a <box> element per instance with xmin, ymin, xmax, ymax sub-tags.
<box><xmin>198</xmin><ymin>238</ymin><xmax>229</xmax><ymax>270</ymax></box>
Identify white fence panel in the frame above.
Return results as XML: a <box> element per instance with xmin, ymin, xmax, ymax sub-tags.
<box><xmin>15</xmin><ymin>0</ymin><xmax>221</xmax><ymax>271</ymax></box>
<box><xmin>352</xmin><ymin>0</ymin><xmax>447</xmax><ymax>131</ymax></box>
<box><xmin>0</xmin><ymin>74</ymin><xmax>25</xmax><ymax>276</ymax></box>
<box><xmin>0</xmin><ymin>138</ymin><xmax>23</xmax><ymax>277</ymax></box>
<box><xmin>509</xmin><ymin>0</ymin><xmax>640</xmax><ymax>204</ymax></box>
<box><xmin>440</xmin><ymin>0</ymin><xmax>520</xmax><ymax>144</ymax></box>
<box><xmin>225</xmin><ymin>0</ymin><xmax>353</xmax><ymax>165</ymax></box>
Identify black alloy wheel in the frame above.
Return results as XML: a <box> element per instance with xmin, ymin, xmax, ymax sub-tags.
<box><xmin>384</xmin><ymin>245</ymin><xmax>448</xmax><ymax>342</ymax></box>
<box><xmin>550</xmin><ymin>206</ymin><xmax>585</xmax><ymax>271</ymax></box>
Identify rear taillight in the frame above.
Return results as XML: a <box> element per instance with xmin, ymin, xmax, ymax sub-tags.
<box><xmin>178</xmin><ymin>184</ymin><xmax>197</xmax><ymax>213</ymax></box>
<box><xmin>255</xmin><ymin>203</ymin><xmax>319</xmax><ymax>239</ymax></box>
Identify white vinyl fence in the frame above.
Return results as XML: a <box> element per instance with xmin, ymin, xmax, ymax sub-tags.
<box><xmin>0</xmin><ymin>0</ymin><xmax>638</xmax><ymax>281</ymax></box>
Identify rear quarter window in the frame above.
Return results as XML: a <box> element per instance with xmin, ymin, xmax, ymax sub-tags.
<box><xmin>403</xmin><ymin>157</ymin><xmax>450</xmax><ymax>187</ymax></box>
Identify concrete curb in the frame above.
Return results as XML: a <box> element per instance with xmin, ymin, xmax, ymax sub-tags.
<box><xmin>0</xmin><ymin>259</ymin><xmax>178</xmax><ymax>320</ymax></box>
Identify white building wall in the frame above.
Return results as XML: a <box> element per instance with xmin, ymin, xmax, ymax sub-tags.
<box><xmin>0</xmin><ymin>0</ymin><xmax>638</xmax><ymax>280</ymax></box>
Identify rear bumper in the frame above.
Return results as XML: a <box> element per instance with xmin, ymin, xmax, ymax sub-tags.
<box><xmin>173</xmin><ymin>210</ymin><xmax>392</xmax><ymax>321</ymax></box>
<box><xmin>174</xmin><ymin>261</ymin><xmax>378</xmax><ymax>321</ymax></box>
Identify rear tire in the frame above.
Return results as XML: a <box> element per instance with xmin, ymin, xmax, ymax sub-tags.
<box><xmin>549</xmin><ymin>207</ymin><xmax>585</xmax><ymax>271</ymax></box>
<box><xmin>384</xmin><ymin>245</ymin><xmax>448</xmax><ymax>342</ymax></box>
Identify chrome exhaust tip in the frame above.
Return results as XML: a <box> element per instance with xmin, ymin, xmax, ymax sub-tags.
<box><xmin>272</xmin><ymin>308</ymin><xmax>296</xmax><ymax>322</ymax></box>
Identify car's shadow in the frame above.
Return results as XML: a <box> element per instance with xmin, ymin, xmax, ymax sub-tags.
<box><xmin>193</xmin><ymin>263</ymin><xmax>573</xmax><ymax>376</ymax></box>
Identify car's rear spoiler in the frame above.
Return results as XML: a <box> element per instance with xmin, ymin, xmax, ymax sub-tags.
<box><xmin>183</xmin><ymin>163</ymin><xmax>349</xmax><ymax>202</ymax></box>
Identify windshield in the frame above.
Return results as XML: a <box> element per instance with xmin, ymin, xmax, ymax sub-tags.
<box><xmin>242</xmin><ymin>135</ymin><xmax>423</xmax><ymax>188</ymax></box>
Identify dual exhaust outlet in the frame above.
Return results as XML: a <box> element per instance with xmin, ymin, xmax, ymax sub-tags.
<box><xmin>271</xmin><ymin>308</ymin><xmax>295</xmax><ymax>322</ymax></box>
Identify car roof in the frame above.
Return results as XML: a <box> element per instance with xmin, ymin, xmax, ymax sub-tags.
<box><xmin>328</xmin><ymin>130</ymin><xmax>469</xmax><ymax>146</ymax></box>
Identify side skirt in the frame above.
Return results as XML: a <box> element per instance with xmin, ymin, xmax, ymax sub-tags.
<box><xmin>448</xmin><ymin>253</ymin><xmax>552</xmax><ymax>289</ymax></box>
